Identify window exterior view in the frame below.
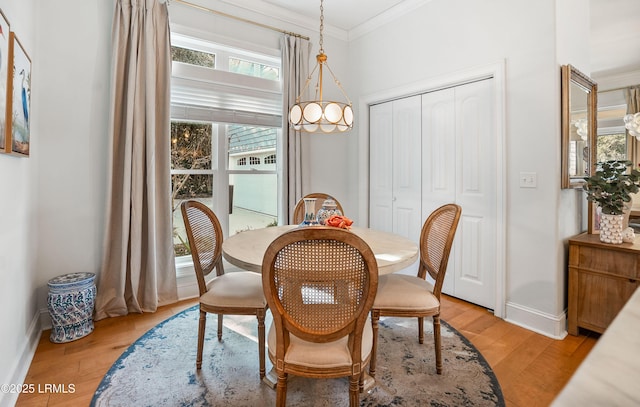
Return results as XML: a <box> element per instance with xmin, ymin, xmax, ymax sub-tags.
<box><xmin>170</xmin><ymin>36</ymin><xmax>281</xmax><ymax>257</ymax></box>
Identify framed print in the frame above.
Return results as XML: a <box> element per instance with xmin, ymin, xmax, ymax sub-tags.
<box><xmin>0</xmin><ymin>9</ymin><xmax>9</xmax><ymax>153</ymax></box>
<box><xmin>6</xmin><ymin>31</ymin><xmax>30</xmax><ymax>157</ymax></box>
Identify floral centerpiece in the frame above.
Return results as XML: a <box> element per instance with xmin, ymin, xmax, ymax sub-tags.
<box><xmin>583</xmin><ymin>160</ymin><xmax>640</xmax><ymax>243</ymax></box>
<box><xmin>325</xmin><ymin>215</ymin><xmax>353</xmax><ymax>230</ymax></box>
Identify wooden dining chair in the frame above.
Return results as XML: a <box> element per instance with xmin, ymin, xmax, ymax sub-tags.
<box><xmin>292</xmin><ymin>193</ymin><xmax>344</xmax><ymax>224</ymax></box>
<box><xmin>181</xmin><ymin>200</ymin><xmax>268</xmax><ymax>379</ymax></box>
<box><xmin>262</xmin><ymin>227</ymin><xmax>378</xmax><ymax>407</ymax></box>
<box><xmin>369</xmin><ymin>203</ymin><xmax>462</xmax><ymax>377</ymax></box>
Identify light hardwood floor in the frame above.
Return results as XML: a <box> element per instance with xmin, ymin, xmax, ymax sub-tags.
<box><xmin>15</xmin><ymin>295</ymin><xmax>597</xmax><ymax>407</ymax></box>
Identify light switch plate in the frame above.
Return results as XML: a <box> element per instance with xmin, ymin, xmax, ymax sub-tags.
<box><xmin>519</xmin><ymin>172</ymin><xmax>537</xmax><ymax>188</ymax></box>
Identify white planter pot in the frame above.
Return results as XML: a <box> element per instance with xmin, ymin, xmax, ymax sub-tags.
<box><xmin>599</xmin><ymin>213</ymin><xmax>625</xmax><ymax>244</ymax></box>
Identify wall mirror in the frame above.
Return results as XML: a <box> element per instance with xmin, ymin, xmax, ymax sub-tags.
<box><xmin>561</xmin><ymin>64</ymin><xmax>598</xmax><ymax>189</ymax></box>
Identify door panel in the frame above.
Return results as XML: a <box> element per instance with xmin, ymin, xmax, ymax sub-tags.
<box><xmin>422</xmin><ymin>79</ymin><xmax>495</xmax><ymax>309</ymax></box>
<box><xmin>369</xmin><ymin>102</ymin><xmax>393</xmax><ymax>232</ymax></box>
<box><xmin>453</xmin><ymin>79</ymin><xmax>495</xmax><ymax>308</ymax></box>
<box><xmin>392</xmin><ymin>96</ymin><xmax>422</xmax><ymax>242</ymax></box>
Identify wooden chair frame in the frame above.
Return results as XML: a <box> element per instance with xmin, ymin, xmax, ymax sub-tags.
<box><xmin>181</xmin><ymin>200</ymin><xmax>267</xmax><ymax>378</ymax></box>
<box><xmin>262</xmin><ymin>227</ymin><xmax>378</xmax><ymax>406</ymax></box>
<box><xmin>370</xmin><ymin>203</ymin><xmax>462</xmax><ymax>377</ymax></box>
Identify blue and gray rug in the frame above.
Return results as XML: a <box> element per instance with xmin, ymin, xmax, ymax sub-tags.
<box><xmin>91</xmin><ymin>306</ymin><xmax>504</xmax><ymax>406</ymax></box>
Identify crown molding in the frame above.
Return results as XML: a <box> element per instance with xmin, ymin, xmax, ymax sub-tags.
<box><xmin>594</xmin><ymin>67</ymin><xmax>640</xmax><ymax>91</ymax></box>
<box><xmin>211</xmin><ymin>0</ymin><xmax>431</xmax><ymax>43</ymax></box>
<box><xmin>215</xmin><ymin>0</ymin><xmax>348</xmax><ymax>41</ymax></box>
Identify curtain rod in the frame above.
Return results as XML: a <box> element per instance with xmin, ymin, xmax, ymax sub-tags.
<box><xmin>172</xmin><ymin>0</ymin><xmax>310</xmax><ymax>41</ymax></box>
<box><xmin>600</xmin><ymin>85</ymin><xmax>640</xmax><ymax>93</ymax></box>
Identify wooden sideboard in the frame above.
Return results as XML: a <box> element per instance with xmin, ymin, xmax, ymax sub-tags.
<box><xmin>567</xmin><ymin>232</ymin><xmax>640</xmax><ymax>335</ymax></box>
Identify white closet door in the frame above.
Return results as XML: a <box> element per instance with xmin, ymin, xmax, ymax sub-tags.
<box><xmin>369</xmin><ymin>96</ymin><xmax>422</xmax><ymax>242</ymax></box>
<box><xmin>369</xmin><ymin>102</ymin><xmax>393</xmax><ymax>233</ymax></box>
<box><xmin>392</xmin><ymin>95</ymin><xmax>422</xmax><ymax>242</ymax></box>
<box><xmin>422</xmin><ymin>79</ymin><xmax>496</xmax><ymax>309</ymax></box>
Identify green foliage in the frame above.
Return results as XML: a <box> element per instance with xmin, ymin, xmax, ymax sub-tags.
<box><xmin>583</xmin><ymin>160</ymin><xmax>640</xmax><ymax>215</ymax></box>
<box><xmin>171</xmin><ymin>122</ymin><xmax>212</xmax><ymax>203</ymax></box>
<box><xmin>171</xmin><ymin>46</ymin><xmax>215</xmax><ymax>68</ymax></box>
<box><xmin>596</xmin><ymin>133</ymin><xmax>627</xmax><ymax>162</ymax></box>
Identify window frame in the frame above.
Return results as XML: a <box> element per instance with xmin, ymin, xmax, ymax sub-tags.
<box><xmin>170</xmin><ymin>30</ymin><xmax>283</xmax><ymax>275</ymax></box>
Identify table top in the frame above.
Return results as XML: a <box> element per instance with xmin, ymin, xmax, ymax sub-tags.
<box><xmin>552</xmin><ymin>287</ymin><xmax>640</xmax><ymax>406</ymax></box>
<box><xmin>569</xmin><ymin>231</ymin><xmax>640</xmax><ymax>253</ymax></box>
<box><xmin>222</xmin><ymin>225</ymin><xmax>419</xmax><ymax>274</ymax></box>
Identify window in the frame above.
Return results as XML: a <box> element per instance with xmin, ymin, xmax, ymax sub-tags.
<box><xmin>170</xmin><ymin>32</ymin><xmax>282</xmax><ymax>259</ymax></box>
<box><xmin>265</xmin><ymin>154</ymin><xmax>276</xmax><ymax>164</ymax></box>
<box><xmin>229</xmin><ymin>57</ymin><xmax>279</xmax><ymax>80</ymax></box>
<box><xmin>596</xmin><ymin>88</ymin><xmax>636</xmax><ymax>180</ymax></box>
<box><xmin>171</xmin><ymin>46</ymin><xmax>215</xmax><ymax>68</ymax></box>
<box><xmin>597</xmin><ymin>132</ymin><xmax>627</xmax><ymax>162</ymax></box>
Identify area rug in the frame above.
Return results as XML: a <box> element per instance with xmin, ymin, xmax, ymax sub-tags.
<box><xmin>91</xmin><ymin>306</ymin><xmax>504</xmax><ymax>406</ymax></box>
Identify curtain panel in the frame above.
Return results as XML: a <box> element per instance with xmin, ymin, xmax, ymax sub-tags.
<box><xmin>281</xmin><ymin>35</ymin><xmax>311</xmax><ymax>223</ymax></box>
<box><xmin>626</xmin><ymin>86</ymin><xmax>640</xmax><ymax>169</ymax></box>
<box><xmin>95</xmin><ymin>0</ymin><xmax>177</xmax><ymax>320</ymax></box>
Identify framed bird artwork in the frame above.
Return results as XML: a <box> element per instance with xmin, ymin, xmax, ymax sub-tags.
<box><xmin>0</xmin><ymin>9</ymin><xmax>9</xmax><ymax>154</ymax></box>
<box><xmin>6</xmin><ymin>30</ymin><xmax>30</xmax><ymax>157</ymax></box>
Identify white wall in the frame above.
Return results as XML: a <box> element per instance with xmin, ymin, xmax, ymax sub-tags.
<box><xmin>348</xmin><ymin>0</ymin><xmax>590</xmax><ymax>337</ymax></box>
<box><xmin>1</xmin><ymin>1</ymin><xmax>112</xmax><ymax>405</ymax></box>
<box><xmin>0</xmin><ymin>1</ymin><xmax>37</xmax><ymax>406</ymax></box>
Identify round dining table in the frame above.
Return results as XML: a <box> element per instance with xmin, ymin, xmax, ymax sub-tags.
<box><xmin>222</xmin><ymin>225</ymin><xmax>419</xmax><ymax>274</ymax></box>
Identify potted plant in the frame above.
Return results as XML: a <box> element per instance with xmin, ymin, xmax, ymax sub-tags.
<box><xmin>583</xmin><ymin>160</ymin><xmax>640</xmax><ymax>243</ymax></box>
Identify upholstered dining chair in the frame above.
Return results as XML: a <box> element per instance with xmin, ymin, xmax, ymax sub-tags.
<box><xmin>369</xmin><ymin>203</ymin><xmax>462</xmax><ymax>377</ymax></box>
<box><xmin>292</xmin><ymin>193</ymin><xmax>344</xmax><ymax>224</ymax></box>
<box><xmin>181</xmin><ymin>200</ymin><xmax>268</xmax><ymax>379</ymax></box>
<box><xmin>262</xmin><ymin>227</ymin><xmax>378</xmax><ymax>407</ymax></box>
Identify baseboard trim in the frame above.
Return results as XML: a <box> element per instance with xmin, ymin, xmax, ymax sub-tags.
<box><xmin>0</xmin><ymin>309</ymin><xmax>42</xmax><ymax>407</ymax></box>
<box><xmin>504</xmin><ymin>301</ymin><xmax>567</xmax><ymax>339</ymax></box>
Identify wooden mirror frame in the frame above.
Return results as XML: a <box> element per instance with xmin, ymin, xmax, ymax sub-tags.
<box><xmin>561</xmin><ymin>64</ymin><xmax>598</xmax><ymax>189</ymax></box>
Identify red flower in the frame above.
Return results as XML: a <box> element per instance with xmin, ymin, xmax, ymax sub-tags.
<box><xmin>325</xmin><ymin>215</ymin><xmax>353</xmax><ymax>230</ymax></box>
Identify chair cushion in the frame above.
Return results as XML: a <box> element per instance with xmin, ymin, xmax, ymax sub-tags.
<box><xmin>373</xmin><ymin>273</ymin><xmax>439</xmax><ymax>312</ymax></box>
<box><xmin>200</xmin><ymin>271</ymin><xmax>267</xmax><ymax>308</ymax></box>
<box><xmin>267</xmin><ymin>317</ymin><xmax>373</xmax><ymax>369</ymax></box>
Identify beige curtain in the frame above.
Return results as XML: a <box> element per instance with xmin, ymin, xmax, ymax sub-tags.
<box><xmin>626</xmin><ymin>86</ymin><xmax>640</xmax><ymax>167</ymax></box>
<box><xmin>95</xmin><ymin>0</ymin><xmax>177</xmax><ymax>320</ymax></box>
<box><xmin>626</xmin><ymin>86</ymin><xmax>640</xmax><ymax>114</ymax></box>
<box><xmin>281</xmin><ymin>35</ymin><xmax>311</xmax><ymax>223</ymax></box>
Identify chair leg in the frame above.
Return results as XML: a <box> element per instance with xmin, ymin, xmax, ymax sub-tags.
<box><xmin>418</xmin><ymin>316</ymin><xmax>424</xmax><ymax>344</ymax></box>
<box><xmin>369</xmin><ymin>309</ymin><xmax>380</xmax><ymax>378</ymax></box>
<box><xmin>349</xmin><ymin>375</ymin><xmax>360</xmax><ymax>407</ymax></box>
<box><xmin>197</xmin><ymin>309</ymin><xmax>206</xmax><ymax>369</ymax></box>
<box><xmin>257</xmin><ymin>309</ymin><xmax>266</xmax><ymax>380</ymax></box>
<box><xmin>276</xmin><ymin>371</ymin><xmax>288</xmax><ymax>407</ymax></box>
<box><xmin>433</xmin><ymin>314</ymin><xmax>442</xmax><ymax>374</ymax></box>
<box><xmin>217</xmin><ymin>314</ymin><xmax>223</xmax><ymax>340</ymax></box>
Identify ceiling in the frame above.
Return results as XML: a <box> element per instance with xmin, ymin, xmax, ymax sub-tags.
<box><xmin>221</xmin><ymin>0</ymin><xmax>640</xmax><ymax>78</ymax></box>
<box><xmin>590</xmin><ymin>0</ymin><xmax>640</xmax><ymax>76</ymax></box>
<box><xmin>222</xmin><ymin>0</ymin><xmax>412</xmax><ymax>32</ymax></box>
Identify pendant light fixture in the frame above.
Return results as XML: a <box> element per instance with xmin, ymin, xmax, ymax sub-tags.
<box><xmin>288</xmin><ymin>0</ymin><xmax>353</xmax><ymax>133</ymax></box>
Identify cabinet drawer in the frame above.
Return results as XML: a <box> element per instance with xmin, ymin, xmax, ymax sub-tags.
<box><xmin>576</xmin><ymin>246</ymin><xmax>638</xmax><ymax>279</ymax></box>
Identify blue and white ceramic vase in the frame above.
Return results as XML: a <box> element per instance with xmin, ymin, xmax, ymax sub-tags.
<box><xmin>316</xmin><ymin>197</ymin><xmax>342</xmax><ymax>225</ymax></box>
<box><xmin>300</xmin><ymin>197</ymin><xmax>319</xmax><ymax>226</ymax></box>
<box><xmin>47</xmin><ymin>272</ymin><xmax>96</xmax><ymax>343</ymax></box>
